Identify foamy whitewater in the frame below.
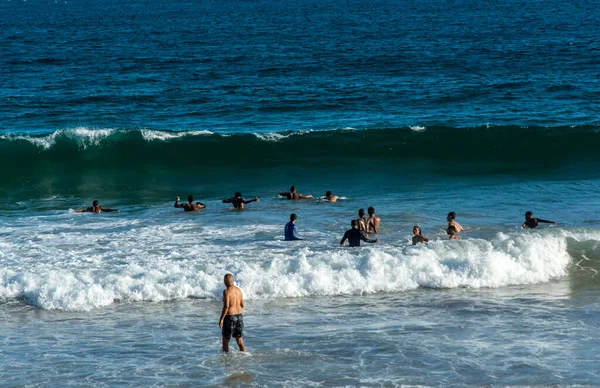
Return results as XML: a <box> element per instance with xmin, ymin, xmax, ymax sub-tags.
<box><xmin>0</xmin><ymin>217</ymin><xmax>574</xmax><ymax>310</ymax></box>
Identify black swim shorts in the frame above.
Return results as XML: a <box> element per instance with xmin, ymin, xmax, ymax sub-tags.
<box><xmin>222</xmin><ymin>314</ymin><xmax>244</xmax><ymax>339</ymax></box>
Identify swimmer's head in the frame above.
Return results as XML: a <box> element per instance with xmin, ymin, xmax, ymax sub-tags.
<box><xmin>525</xmin><ymin>211</ymin><xmax>533</xmax><ymax>219</ymax></box>
<box><xmin>92</xmin><ymin>200</ymin><xmax>99</xmax><ymax>207</ymax></box>
<box><xmin>326</xmin><ymin>191</ymin><xmax>332</xmax><ymax>197</ymax></box>
<box><xmin>290</xmin><ymin>186</ymin><xmax>296</xmax><ymax>193</ymax></box>
<box><xmin>290</xmin><ymin>213</ymin><xmax>297</xmax><ymax>222</ymax></box>
<box><xmin>188</xmin><ymin>195</ymin><xmax>194</xmax><ymax>203</ymax></box>
<box><xmin>358</xmin><ymin>209</ymin><xmax>365</xmax><ymax>217</ymax></box>
<box><xmin>351</xmin><ymin>219</ymin><xmax>358</xmax><ymax>227</ymax></box>
<box><xmin>224</xmin><ymin>273</ymin><xmax>235</xmax><ymax>287</ymax></box>
<box><xmin>235</xmin><ymin>192</ymin><xmax>242</xmax><ymax>198</ymax></box>
<box><xmin>413</xmin><ymin>226</ymin><xmax>421</xmax><ymax>236</ymax></box>
<box><xmin>368</xmin><ymin>207</ymin><xmax>375</xmax><ymax>215</ymax></box>
<box><xmin>447</xmin><ymin>211</ymin><xmax>456</xmax><ymax>221</ymax></box>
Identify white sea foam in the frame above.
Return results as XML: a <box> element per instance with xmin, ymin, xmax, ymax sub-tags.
<box><xmin>1</xmin><ymin>127</ymin><xmax>115</xmax><ymax>149</ymax></box>
<box><xmin>410</xmin><ymin>126</ymin><xmax>426</xmax><ymax>132</ymax></box>
<box><xmin>0</xmin><ymin>214</ymin><xmax>579</xmax><ymax>311</ymax></box>
<box><xmin>140</xmin><ymin>129</ymin><xmax>214</xmax><ymax>141</ymax></box>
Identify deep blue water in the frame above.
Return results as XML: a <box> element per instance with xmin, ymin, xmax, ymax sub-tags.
<box><xmin>1</xmin><ymin>0</ymin><xmax>600</xmax><ymax>386</ymax></box>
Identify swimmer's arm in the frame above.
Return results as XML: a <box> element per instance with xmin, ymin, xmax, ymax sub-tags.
<box><xmin>219</xmin><ymin>290</ymin><xmax>230</xmax><ymax>328</ymax></box>
<box><xmin>243</xmin><ymin>197</ymin><xmax>259</xmax><ymax>204</ymax></box>
<box><xmin>278</xmin><ymin>192</ymin><xmax>289</xmax><ymax>197</ymax></box>
<box><xmin>521</xmin><ymin>222</ymin><xmax>528</xmax><ymax>229</ymax></box>
<box><xmin>74</xmin><ymin>208</ymin><xmax>88</xmax><ymax>213</ymax></box>
<box><xmin>174</xmin><ymin>197</ymin><xmax>184</xmax><ymax>208</ymax></box>
<box><xmin>537</xmin><ymin>218</ymin><xmax>556</xmax><ymax>225</ymax></box>
<box><xmin>340</xmin><ymin>232</ymin><xmax>349</xmax><ymax>245</ymax></box>
<box><xmin>298</xmin><ymin>194</ymin><xmax>313</xmax><ymax>199</ymax></box>
<box><xmin>100</xmin><ymin>208</ymin><xmax>119</xmax><ymax>213</ymax></box>
<box><xmin>196</xmin><ymin>202</ymin><xmax>206</xmax><ymax>209</ymax></box>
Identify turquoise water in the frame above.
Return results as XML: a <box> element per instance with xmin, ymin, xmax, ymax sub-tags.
<box><xmin>1</xmin><ymin>0</ymin><xmax>600</xmax><ymax>385</ymax></box>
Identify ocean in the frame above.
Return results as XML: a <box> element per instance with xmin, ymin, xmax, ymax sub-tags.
<box><xmin>1</xmin><ymin>0</ymin><xmax>599</xmax><ymax>385</ymax></box>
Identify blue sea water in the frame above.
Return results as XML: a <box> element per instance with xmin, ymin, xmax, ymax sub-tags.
<box><xmin>1</xmin><ymin>0</ymin><xmax>600</xmax><ymax>386</ymax></box>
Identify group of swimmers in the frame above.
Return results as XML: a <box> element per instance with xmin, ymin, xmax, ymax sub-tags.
<box><xmin>73</xmin><ymin>187</ymin><xmax>558</xmax><ymax>354</ymax></box>
<box><xmin>75</xmin><ymin>185</ymin><xmax>557</xmax><ymax>248</ymax></box>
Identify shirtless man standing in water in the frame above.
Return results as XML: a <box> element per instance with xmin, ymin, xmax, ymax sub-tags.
<box><xmin>366</xmin><ymin>206</ymin><xmax>381</xmax><ymax>234</ymax></box>
<box><xmin>219</xmin><ymin>273</ymin><xmax>247</xmax><ymax>352</ymax></box>
<box><xmin>356</xmin><ymin>209</ymin><xmax>368</xmax><ymax>232</ymax></box>
<box><xmin>174</xmin><ymin>195</ymin><xmax>206</xmax><ymax>211</ymax></box>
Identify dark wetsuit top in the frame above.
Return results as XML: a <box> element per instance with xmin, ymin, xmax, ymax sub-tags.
<box><xmin>285</xmin><ymin>221</ymin><xmax>302</xmax><ymax>240</ymax></box>
<box><xmin>523</xmin><ymin>218</ymin><xmax>553</xmax><ymax>229</ymax></box>
<box><xmin>340</xmin><ymin>228</ymin><xmax>377</xmax><ymax>247</ymax></box>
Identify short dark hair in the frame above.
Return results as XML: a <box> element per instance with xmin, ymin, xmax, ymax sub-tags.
<box><xmin>290</xmin><ymin>213</ymin><xmax>297</xmax><ymax>221</ymax></box>
<box><xmin>351</xmin><ymin>219</ymin><xmax>357</xmax><ymax>227</ymax></box>
<box><xmin>235</xmin><ymin>192</ymin><xmax>242</xmax><ymax>198</ymax></box>
<box><xmin>92</xmin><ymin>200</ymin><xmax>99</xmax><ymax>206</ymax></box>
<box><xmin>326</xmin><ymin>191</ymin><xmax>332</xmax><ymax>197</ymax></box>
<box><xmin>525</xmin><ymin>211</ymin><xmax>533</xmax><ymax>217</ymax></box>
<box><xmin>290</xmin><ymin>186</ymin><xmax>296</xmax><ymax>192</ymax></box>
<box><xmin>447</xmin><ymin>211</ymin><xmax>456</xmax><ymax>220</ymax></box>
<box><xmin>358</xmin><ymin>209</ymin><xmax>365</xmax><ymax>217</ymax></box>
<box><xmin>368</xmin><ymin>206</ymin><xmax>375</xmax><ymax>215</ymax></box>
<box><xmin>188</xmin><ymin>195</ymin><xmax>194</xmax><ymax>202</ymax></box>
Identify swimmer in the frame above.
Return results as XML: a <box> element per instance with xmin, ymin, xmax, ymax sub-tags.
<box><xmin>284</xmin><ymin>213</ymin><xmax>303</xmax><ymax>240</ymax></box>
<box><xmin>521</xmin><ymin>211</ymin><xmax>557</xmax><ymax>229</ymax></box>
<box><xmin>222</xmin><ymin>192</ymin><xmax>259</xmax><ymax>209</ymax></box>
<box><xmin>324</xmin><ymin>191</ymin><xmax>339</xmax><ymax>202</ymax></box>
<box><xmin>219</xmin><ymin>273</ymin><xmax>247</xmax><ymax>352</ymax></box>
<box><xmin>279</xmin><ymin>186</ymin><xmax>313</xmax><ymax>200</ymax></box>
<box><xmin>366</xmin><ymin>207</ymin><xmax>381</xmax><ymax>234</ymax></box>
<box><xmin>412</xmin><ymin>226</ymin><xmax>429</xmax><ymax>245</ymax></box>
<box><xmin>340</xmin><ymin>219</ymin><xmax>378</xmax><ymax>247</ymax></box>
<box><xmin>174</xmin><ymin>195</ymin><xmax>206</xmax><ymax>212</ymax></box>
<box><xmin>356</xmin><ymin>209</ymin><xmax>368</xmax><ymax>232</ymax></box>
<box><xmin>447</xmin><ymin>212</ymin><xmax>463</xmax><ymax>240</ymax></box>
<box><xmin>74</xmin><ymin>200</ymin><xmax>118</xmax><ymax>213</ymax></box>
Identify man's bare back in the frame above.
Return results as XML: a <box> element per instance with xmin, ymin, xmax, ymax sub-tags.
<box><xmin>222</xmin><ymin>285</ymin><xmax>244</xmax><ymax>316</ymax></box>
<box><xmin>174</xmin><ymin>195</ymin><xmax>206</xmax><ymax>212</ymax></box>
<box><xmin>367</xmin><ymin>207</ymin><xmax>380</xmax><ymax>234</ymax></box>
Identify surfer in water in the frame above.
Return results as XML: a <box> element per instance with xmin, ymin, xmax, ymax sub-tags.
<box><xmin>521</xmin><ymin>211</ymin><xmax>557</xmax><ymax>229</ymax></box>
<box><xmin>74</xmin><ymin>200</ymin><xmax>118</xmax><ymax>213</ymax></box>
<box><xmin>366</xmin><ymin>207</ymin><xmax>380</xmax><ymax>234</ymax></box>
<box><xmin>279</xmin><ymin>186</ymin><xmax>313</xmax><ymax>200</ymax></box>
<box><xmin>324</xmin><ymin>191</ymin><xmax>339</xmax><ymax>202</ymax></box>
<box><xmin>412</xmin><ymin>226</ymin><xmax>429</xmax><ymax>245</ymax></box>
<box><xmin>222</xmin><ymin>192</ymin><xmax>259</xmax><ymax>209</ymax></box>
<box><xmin>447</xmin><ymin>212</ymin><xmax>463</xmax><ymax>240</ymax></box>
<box><xmin>174</xmin><ymin>195</ymin><xmax>206</xmax><ymax>211</ymax></box>
<box><xmin>219</xmin><ymin>273</ymin><xmax>247</xmax><ymax>352</ymax></box>
<box><xmin>284</xmin><ymin>213</ymin><xmax>303</xmax><ymax>240</ymax></box>
<box><xmin>340</xmin><ymin>219</ymin><xmax>378</xmax><ymax>247</ymax></box>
